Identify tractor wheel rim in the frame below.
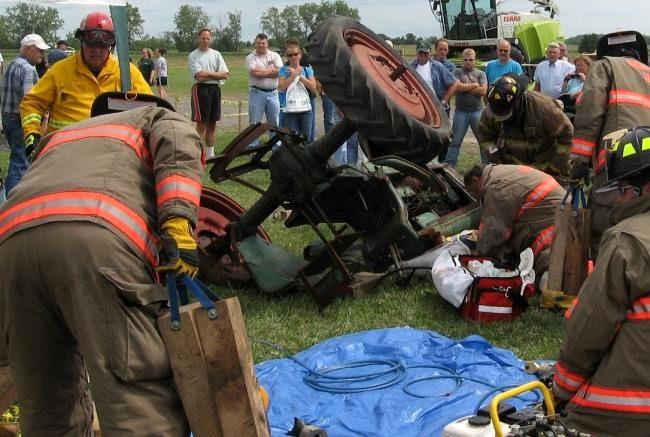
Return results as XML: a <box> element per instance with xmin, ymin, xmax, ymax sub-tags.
<box><xmin>344</xmin><ymin>29</ymin><xmax>440</xmax><ymax>128</ymax></box>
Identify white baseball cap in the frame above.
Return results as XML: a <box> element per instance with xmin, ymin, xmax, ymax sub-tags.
<box><xmin>21</xmin><ymin>34</ymin><xmax>50</xmax><ymax>50</ymax></box>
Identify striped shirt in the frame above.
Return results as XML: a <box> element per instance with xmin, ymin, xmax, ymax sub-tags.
<box><xmin>1</xmin><ymin>55</ymin><xmax>38</xmax><ymax>114</ymax></box>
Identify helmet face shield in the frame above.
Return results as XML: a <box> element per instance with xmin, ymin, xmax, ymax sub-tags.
<box><xmin>81</xmin><ymin>29</ymin><xmax>115</xmax><ymax>47</ymax></box>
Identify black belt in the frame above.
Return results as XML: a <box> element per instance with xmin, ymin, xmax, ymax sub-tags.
<box><xmin>251</xmin><ymin>85</ymin><xmax>276</xmax><ymax>92</ymax></box>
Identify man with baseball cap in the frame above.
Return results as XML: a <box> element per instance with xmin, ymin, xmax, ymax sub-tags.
<box><xmin>1</xmin><ymin>34</ymin><xmax>49</xmax><ymax>195</ymax></box>
<box><xmin>47</xmin><ymin>39</ymin><xmax>70</xmax><ymax>66</ymax></box>
<box><xmin>410</xmin><ymin>42</ymin><xmax>458</xmax><ymax>160</ymax></box>
<box><xmin>478</xmin><ymin>74</ymin><xmax>573</xmax><ymax>181</ymax></box>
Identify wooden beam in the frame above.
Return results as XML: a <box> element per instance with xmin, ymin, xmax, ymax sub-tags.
<box><xmin>547</xmin><ymin>206</ymin><xmax>569</xmax><ymax>293</ymax></box>
<box><xmin>159</xmin><ymin>298</ymin><xmax>269</xmax><ymax>437</ymax></box>
<box><xmin>158</xmin><ymin>304</ymin><xmax>223</xmax><ymax>436</ymax></box>
<box><xmin>563</xmin><ymin>209</ymin><xmax>591</xmax><ymax>295</ymax></box>
<box><xmin>193</xmin><ymin>298</ymin><xmax>270</xmax><ymax>437</ymax></box>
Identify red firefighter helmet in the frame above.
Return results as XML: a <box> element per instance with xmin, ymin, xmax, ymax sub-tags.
<box><xmin>75</xmin><ymin>12</ymin><xmax>115</xmax><ymax>46</ymax></box>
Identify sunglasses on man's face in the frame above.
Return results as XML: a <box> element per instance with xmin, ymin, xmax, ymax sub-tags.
<box><xmin>287</xmin><ymin>52</ymin><xmax>300</xmax><ymax>57</ymax></box>
<box><xmin>463</xmin><ymin>58</ymin><xmax>475</xmax><ymax>61</ymax></box>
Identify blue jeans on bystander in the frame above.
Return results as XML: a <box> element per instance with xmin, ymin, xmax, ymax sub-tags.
<box><xmin>2</xmin><ymin>113</ymin><xmax>28</xmax><ymax>195</ymax></box>
<box><xmin>282</xmin><ymin>110</ymin><xmax>313</xmax><ymax>139</ymax></box>
<box><xmin>248</xmin><ymin>88</ymin><xmax>280</xmax><ymax>126</ymax></box>
<box><xmin>444</xmin><ymin>108</ymin><xmax>486</xmax><ymax>167</ymax></box>
<box><xmin>321</xmin><ymin>94</ymin><xmax>342</xmax><ymax>134</ymax></box>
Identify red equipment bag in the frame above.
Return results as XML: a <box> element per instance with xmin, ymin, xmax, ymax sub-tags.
<box><xmin>457</xmin><ymin>255</ymin><xmax>536</xmax><ymax>323</ymax></box>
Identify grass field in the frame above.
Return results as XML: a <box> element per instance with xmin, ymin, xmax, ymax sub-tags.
<box><xmin>0</xmin><ymin>49</ymin><xmax>566</xmax><ymax>369</ymax></box>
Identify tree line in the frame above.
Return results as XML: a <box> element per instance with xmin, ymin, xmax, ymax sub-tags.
<box><xmin>566</xmin><ymin>33</ymin><xmax>650</xmax><ymax>54</ymax></box>
<box><xmin>4</xmin><ymin>2</ymin><xmax>640</xmax><ymax>54</ymax></box>
<box><xmin>0</xmin><ymin>1</ymin><xmax>359</xmax><ymax>52</ymax></box>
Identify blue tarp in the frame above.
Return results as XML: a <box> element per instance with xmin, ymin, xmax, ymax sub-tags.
<box><xmin>255</xmin><ymin>327</ymin><xmax>538</xmax><ymax>436</ymax></box>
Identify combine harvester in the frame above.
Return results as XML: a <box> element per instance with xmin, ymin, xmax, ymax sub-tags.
<box><xmin>429</xmin><ymin>0</ymin><xmax>564</xmax><ymax>69</ymax></box>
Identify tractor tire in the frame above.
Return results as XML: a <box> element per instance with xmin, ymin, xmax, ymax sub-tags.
<box><xmin>306</xmin><ymin>15</ymin><xmax>450</xmax><ymax>165</ymax></box>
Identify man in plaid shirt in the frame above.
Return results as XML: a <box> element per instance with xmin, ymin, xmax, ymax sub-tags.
<box><xmin>1</xmin><ymin>34</ymin><xmax>49</xmax><ymax>196</ymax></box>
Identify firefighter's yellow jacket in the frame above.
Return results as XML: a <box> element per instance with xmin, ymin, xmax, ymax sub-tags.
<box><xmin>570</xmin><ymin>56</ymin><xmax>650</xmax><ymax>186</ymax></box>
<box><xmin>20</xmin><ymin>52</ymin><xmax>151</xmax><ymax>137</ymax></box>
<box><xmin>0</xmin><ymin>107</ymin><xmax>203</xmax><ymax>269</ymax></box>
<box><xmin>476</xmin><ymin>164</ymin><xmax>565</xmax><ymax>273</ymax></box>
<box><xmin>554</xmin><ymin>195</ymin><xmax>650</xmax><ymax>436</ymax></box>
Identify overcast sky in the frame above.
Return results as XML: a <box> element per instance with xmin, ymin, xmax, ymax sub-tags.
<box><xmin>1</xmin><ymin>0</ymin><xmax>648</xmax><ymax>43</ymax></box>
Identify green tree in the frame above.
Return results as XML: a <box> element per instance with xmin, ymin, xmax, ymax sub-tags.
<box><xmin>297</xmin><ymin>3</ymin><xmax>320</xmax><ymax>40</ymax></box>
<box><xmin>260</xmin><ymin>0</ymin><xmax>360</xmax><ymax>47</ymax></box>
<box><xmin>173</xmin><ymin>5</ymin><xmax>210</xmax><ymax>52</ymax></box>
<box><xmin>126</xmin><ymin>2</ymin><xmax>145</xmax><ymax>48</ymax></box>
<box><xmin>578</xmin><ymin>33</ymin><xmax>601</xmax><ymax>54</ymax></box>
<box><xmin>65</xmin><ymin>30</ymin><xmax>80</xmax><ymax>50</ymax></box>
<box><xmin>314</xmin><ymin>0</ymin><xmax>360</xmax><ymax>23</ymax></box>
<box><xmin>1</xmin><ymin>3</ymin><xmax>64</xmax><ymax>45</ymax></box>
<box><xmin>227</xmin><ymin>10</ymin><xmax>242</xmax><ymax>52</ymax></box>
<box><xmin>0</xmin><ymin>16</ymin><xmax>12</xmax><ymax>49</ymax></box>
<box><xmin>259</xmin><ymin>7</ymin><xmax>284</xmax><ymax>47</ymax></box>
<box><xmin>134</xmin><ymin>33</ymin><xmax>176</xmax><ymax>51</ymax></box>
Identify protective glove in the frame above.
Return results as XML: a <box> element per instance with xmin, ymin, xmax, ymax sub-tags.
<box><xmin>568</xmin><ymin>159</ymin><xmax>590</xmax><ymax>184</ymax></box>
<box><xmin>24</xmin><ymin>133</ymin><xmax>41</xmax><ymax>160</ymax></box>
<box><xmin>156</xmin><ymin>217</ymin><xmax>199</xmax><ymax>278</ymax></box>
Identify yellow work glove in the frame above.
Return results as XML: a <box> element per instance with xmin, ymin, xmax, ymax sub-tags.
<box><xmin>24</xmin><ymin>132</ymin><xmax>40</xmax><ymax>147</ymax></box>
<box><xmin>24</xmin><ymin>133</ymin><xmax>41</xmax><ymax>161</ymax></box>
<box><xmin>157</xmin><ymin>217</ymin><xmax>199</xmax><ymax>277</ymax></box>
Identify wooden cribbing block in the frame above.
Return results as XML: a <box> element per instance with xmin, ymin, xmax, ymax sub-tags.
<box><xmin>194</xmin><ymin>298</ymin><xmax>270</xmax><ymax>437</ymax></box>
<box><xmin>563</xmin><ymin>208</ymin><xmax>591</xmax><ymax>295</ymax></box>
<box><xmin>159</xmin><ymin>298</ymin><xmax>270</xmax><ymax>437</ymax></box>
<box><xmin>547</xmin><ymin>206</ymin><xmax>569</xmax><ymax>293</ymax></box>
<box><xmin>159</xmin><ymin>304</ymin><xmax>223</xmax><ymax>436</ymax></box>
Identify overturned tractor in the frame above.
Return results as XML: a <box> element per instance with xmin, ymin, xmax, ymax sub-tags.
<box><xmin>197</xmin><ymin>16</ymin><xmax>480</xmax><ymax>306</ymax></box>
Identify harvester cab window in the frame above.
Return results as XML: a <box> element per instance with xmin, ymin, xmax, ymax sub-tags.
<box><xmin>445</xmin><ymin>0</ymin><xmax>496</xmax><ymax>40</ymax></box>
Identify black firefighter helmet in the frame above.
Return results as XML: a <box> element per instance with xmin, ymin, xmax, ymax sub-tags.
<box><xmin>597</xmin><ymin>30</ymin><xmax>648</xmax><ymax>65</ymax></box>
<box><xmin>606</xmin><ymin>126</ymin><xmax>650</xmax><ymax>183</ymax></box>
<box><xmin>486</xmin><ymin>75</ymin><xmax>523</xmax><ymax>122</ymax></box>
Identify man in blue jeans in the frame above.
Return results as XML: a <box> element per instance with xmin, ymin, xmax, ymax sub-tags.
<box><xmin>1</xmin><ymin>34</ymin><xmax>49</xmax><ymax>195</ymax></box>
<box><xmin>245</xmin><ymin>33</ymin><xmax>283</xmax><ymax>129</ymax></box>
<box><xmin>445</xmin><ymin>48</ymin><xmax>488</xmax><ymax>167</ymax></box>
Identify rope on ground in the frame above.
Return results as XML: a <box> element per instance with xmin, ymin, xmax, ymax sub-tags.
<box><xmin>253</xmin><ymin>338</ymin><xmax>541</xmax><ymax>411</ymax></box>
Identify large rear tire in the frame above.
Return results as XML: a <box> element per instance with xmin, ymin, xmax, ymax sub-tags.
<box><xmin>306</xmin><ymin>15</ymin><xmax>450</xmax><ymax>165</ymax></box>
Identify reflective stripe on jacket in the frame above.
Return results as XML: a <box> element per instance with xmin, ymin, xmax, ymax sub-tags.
<box><xmin>20</xmin><ymin>52</ymin><xmax>152</xmax><ymax>137</ymax></box>
<box><xmin>476</xmin><ymin>164</ymin><xmax>564</xmax><ymax>272</ymax></box>
<box><xmin>554</xmin><ymin>196</ymin><xmax>650</xmax><ymax>433</ymax></box>
<box><xmin>0</xmin><ymin>107</ymin><xmax>204</xmax><ymax>267</ymax></box>
<box><xmin>570</xmin><ymin>57</ymin><xmax>650</xmax><ymax>181</ymax></box>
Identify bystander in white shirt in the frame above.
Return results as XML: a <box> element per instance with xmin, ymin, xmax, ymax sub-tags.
<box><xmin>533</xmin><ymin>59</ymin><xmax>574</xmax><ymax>99</ymax></box>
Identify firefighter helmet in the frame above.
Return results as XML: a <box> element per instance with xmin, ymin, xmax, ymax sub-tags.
<box><xmin>606</xmin><ymin>126</ymin><xmax>650</xmax><ymax>182</ymax></box>
<box><xmin>597</xmin><ymin>30</ymin><xmax>648</xmax><ymax>65</ymax></box>
<box><xmin>486</xmin><ymin>75</ymin><xmax>522</xmax><ymax>121</ymax></box>
<box><xmin>75</xmin><ymin>12</ymin><xmax>115</xmax><ymax>46</ymax></box>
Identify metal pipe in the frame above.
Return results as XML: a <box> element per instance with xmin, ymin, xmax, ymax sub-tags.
<box><xmin>306</xmin><ymin>118</ymin><xmax>356</xmax><ymax>164</ymax></box>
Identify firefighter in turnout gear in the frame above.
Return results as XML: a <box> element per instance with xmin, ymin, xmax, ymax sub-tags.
<box><xmin>464</xmin><ymin>164</ymin><xmax>565</xmax><ymax>276</ymax></box>
<box><xmin>554</xmin><ymin>126</ymin><xmax>650</xmax><ymax>436</ymax></box>
<box><xmin>478</xmin><ymin>75</ymin><xmax>573</xmax><ymax>181</ymax></box>
<box><xmin>0</xmin><ymin>106</ymin><xmax>204</xmax><ymax>435</ymax></box>
<box><xmin>20</xmin><ymin>11</ymin><xmax>151</xmax><ymax>145</ymax></box>
<box><xmin>567</xmin><ymin>30</ymin><xmax>650</xmax><ymax>256</ymax></box>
